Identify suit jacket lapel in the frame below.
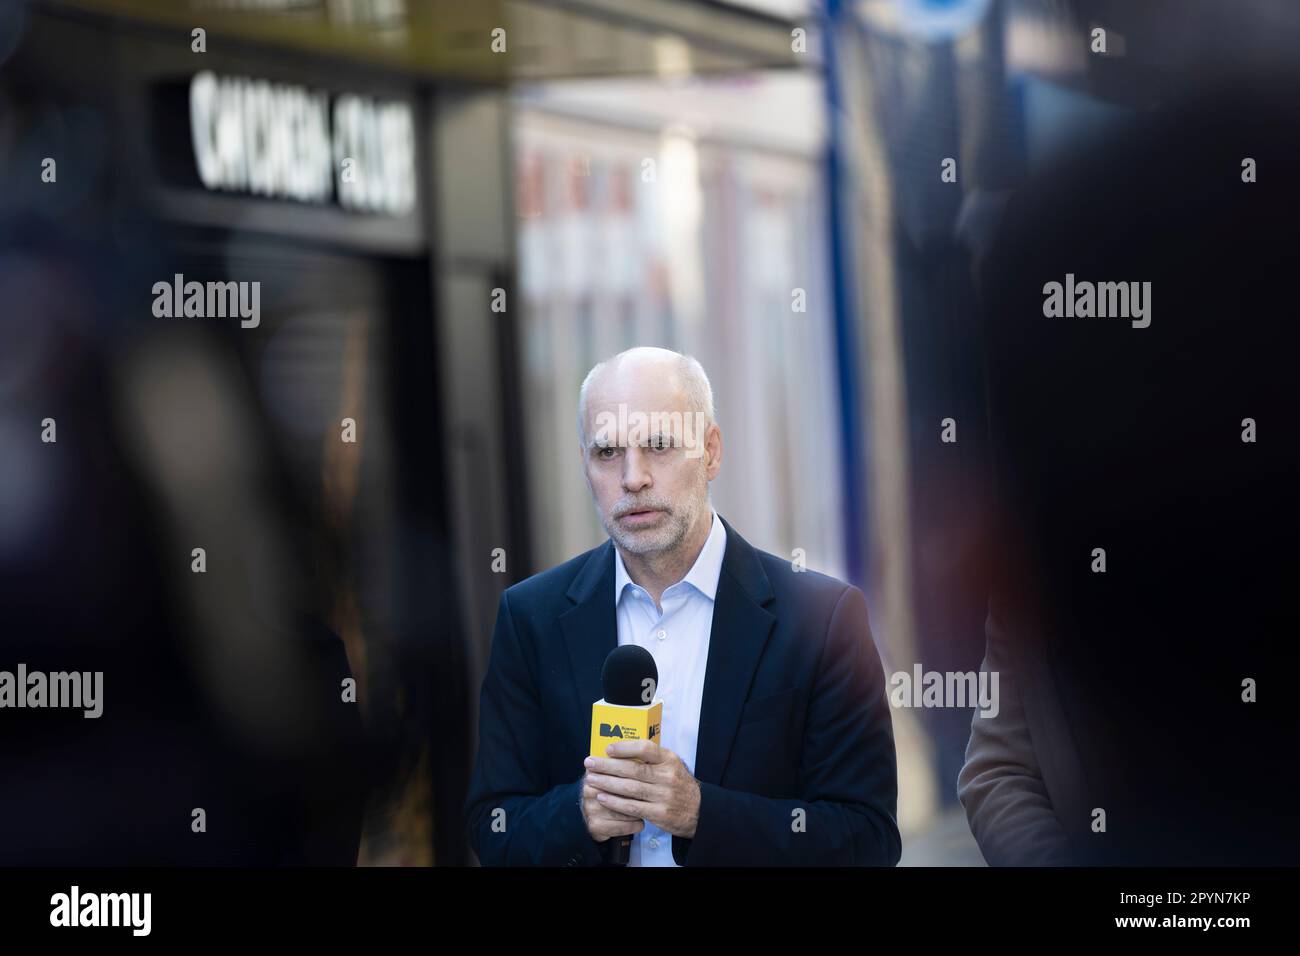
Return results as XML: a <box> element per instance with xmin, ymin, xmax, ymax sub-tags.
<box><xmin>560</xmin><ymin>540</ymin><xmax>618</xmax><ymax>727</ymax></box>
<box><xmin>692</xmin><ymin>515</ymin><xmax>776</xmax><ymax>785</ymax></box>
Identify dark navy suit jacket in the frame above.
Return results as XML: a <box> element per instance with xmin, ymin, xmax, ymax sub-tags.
<box><xmin>464</xmin><ymin>514</ymin><xmax>901</xmax><ymax>866</ymax></box>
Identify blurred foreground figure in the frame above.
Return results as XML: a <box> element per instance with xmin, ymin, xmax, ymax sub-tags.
<box><xmin>958</xmin><ymin>77</ymin><xmax>1298</xmax><ymax>864</ymax></box>
<box><xmin>0</xmin><ymin>218</ymin><xmax>367</xmax><ymax>864</ymax></box>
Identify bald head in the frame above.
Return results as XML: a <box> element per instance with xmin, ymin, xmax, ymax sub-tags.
<box><xmin>576</xmin><ymin>347</ymin><xmax>715</xmax><ymax>449</ymax></box>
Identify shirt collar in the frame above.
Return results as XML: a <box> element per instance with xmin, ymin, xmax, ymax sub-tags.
<box><xmin>614</xmin><ymin>509</ymin><xmax>727</xmax><ymax>604</ymax></box>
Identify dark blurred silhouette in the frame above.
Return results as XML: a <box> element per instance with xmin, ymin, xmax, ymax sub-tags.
<box><xmin>959</xmin><ymin>75</ymin><xmax>1298</xmax><ymax>865</ymax></box>
<box><xmin>0</xmin><ymin>214</ymin><xmax>368</xmax><ymax>864</ymax></box>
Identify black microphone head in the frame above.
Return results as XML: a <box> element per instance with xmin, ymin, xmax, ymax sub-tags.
<box><xmin>601</xmin><ymin>645</ymin><xmax>658</xmax><ymax>706</ymax></box>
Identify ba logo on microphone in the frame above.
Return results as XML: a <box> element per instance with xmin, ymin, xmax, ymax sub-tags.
<box><xmin>648</xmin><ymin>723</ymin><xmax>660</xmax><ymax>738</ymax></box>
<box><xmin>599</xmin><ymin>723</ymin><xmax>625</xmax><ymax>738</ymax></box>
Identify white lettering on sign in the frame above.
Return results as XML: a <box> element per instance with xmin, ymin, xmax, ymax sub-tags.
<box><xmin>188</xmin><ymin>70</ymin><xmax>416</xmax><ymax>216</ymax></box>
<box><xmin>333</xmin><ymin>94</ymin><xmax>417</xmax><ymax>216</ymax></box>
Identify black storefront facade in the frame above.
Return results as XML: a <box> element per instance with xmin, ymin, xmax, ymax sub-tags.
<box><xmin>0</xmin><ymin>3</ymin><xmax>520</xmax><ymax>865</ymax></box>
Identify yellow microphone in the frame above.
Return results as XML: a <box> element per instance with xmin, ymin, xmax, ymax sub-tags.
<box><xmin>590</xmin><ymin>645</ymin><xmax>662</xmax><ymax>866</ymax></box>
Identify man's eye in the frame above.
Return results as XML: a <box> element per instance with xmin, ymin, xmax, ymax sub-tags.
<box><xmin>596</xmin><ymin>447</ymin><xmax>618</xmax><ymax>460</ymax></box>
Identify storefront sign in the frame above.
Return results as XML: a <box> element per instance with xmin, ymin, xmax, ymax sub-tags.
<box><xmin>188</xmin><ymin>70</ymin><xmax>416</xmax><ymax>216</ymax></box>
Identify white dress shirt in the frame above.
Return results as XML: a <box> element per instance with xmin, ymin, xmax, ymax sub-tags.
<box><xmin>612</xmin><ymin>508</ymin><xmax>726</xmax><ymax>867</ymax></box>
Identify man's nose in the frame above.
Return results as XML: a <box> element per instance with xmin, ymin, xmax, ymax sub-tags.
<box><xmin>621</xmin><ymin>445</ymin><xmax>652</xmax><ymax>492</ymax></box>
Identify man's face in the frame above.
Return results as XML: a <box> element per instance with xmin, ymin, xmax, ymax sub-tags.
<box><xmin>580</xmin><ymin>364</ymin><xmax>720</xmax><ymax>557</ymax></box>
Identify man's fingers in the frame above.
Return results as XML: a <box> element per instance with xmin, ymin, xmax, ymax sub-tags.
<box><xmin>598</xmin><ymin>818</ymin><xmax>644</xmax><ymax>839</ymax></box>
<box><xmin>585</xmin><ymin>771</ymin><xmax>651</xmax><ymax>801</ymax></box>
<box><xmin>583</xmin><ymin>784</ymin><xmax>641</xmax><ymax>821</ymax></box>
<box><xmin>585</xmin><ymin>754</ymin><xmax>653</xmax><ymax>780</ymax></box>
<box><xmin>584</xmin><ymin>794</ymin><xmax>645</xmax><ymax>836</ymax></box>
<box><xmin>603</xmin><ymin>739</ymin><xmax>667</xmax><ymax>763</ymax></box>
<box><xmin>594</xmin><ymin>790</ymin><xmax>656</xmax><ymax>821</ymax></box>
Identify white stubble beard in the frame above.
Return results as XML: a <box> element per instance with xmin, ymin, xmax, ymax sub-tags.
<box><xmin>599</xmin><ymin>464</ymin><xmax>708</xmax><ymax>558</ymax></box>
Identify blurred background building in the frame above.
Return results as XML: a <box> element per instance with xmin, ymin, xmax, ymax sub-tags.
<box><xmin>3</xmin><ymin>0</ymin><xmax>1291</xmax><ymax>866</ymax></box>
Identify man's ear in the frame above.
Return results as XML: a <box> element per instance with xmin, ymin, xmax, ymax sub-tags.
<box><xmin>705</xmin><ymin>424</ymin><xmax>723</xmax><ymax>480</ymax></box>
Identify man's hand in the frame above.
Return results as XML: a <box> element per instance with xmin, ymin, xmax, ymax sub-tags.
<box><xmin>580</xmin><ymin>770</ymin><xmax>646</xmax><ymax>843</ymax></box>
<box><xmin>583</xmin><ymin>740</ymin><xmax>701</xmax><ymax>839</ymax></box>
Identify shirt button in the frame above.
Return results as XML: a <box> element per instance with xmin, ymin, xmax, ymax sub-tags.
<box><xmin>656</xmin><ymin>629</ymin><xmax>666</xmax><ymax>641</ymax></box>
<box><xmin>648</xmin><ymin>838</ymin><xmax>659</xmax><ymax>849</ymax></box>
